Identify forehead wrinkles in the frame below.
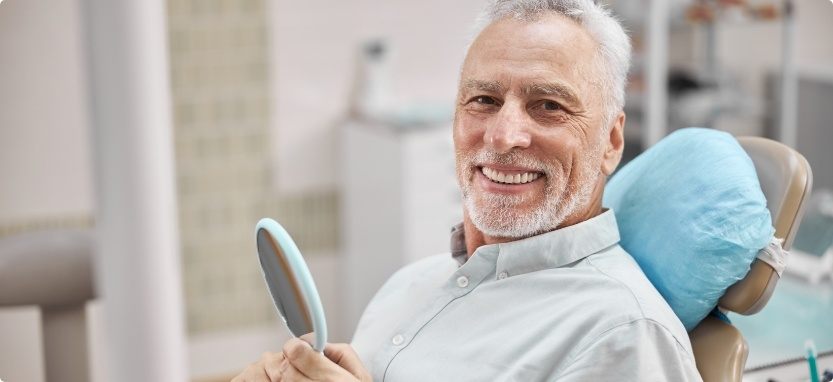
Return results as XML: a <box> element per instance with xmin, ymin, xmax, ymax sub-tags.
<box><xmin>462</xmin><ymin>29</ymin><xmax>600</xmax><ymax>98</ymax></box>
<box><xmin>575</xmin><ymin>50</ymin><xmax>605</xmax><ymax>91</ymax></box>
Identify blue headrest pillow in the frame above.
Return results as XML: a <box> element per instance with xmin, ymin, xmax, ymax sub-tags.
<box><xmin>604</xmin><ymin>128</ymin><xmax>774</xmax><ymax>331</ymax></box>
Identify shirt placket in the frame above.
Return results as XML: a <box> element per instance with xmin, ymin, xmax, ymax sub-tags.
<box><xmin>375</xmin><ymin>248</ymin><xmax>498</xmax><ymax>381</ymax></box>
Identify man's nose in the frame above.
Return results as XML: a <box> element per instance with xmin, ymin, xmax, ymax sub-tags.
<box><xmin>483</xmin><ymin>104</ymin><xmax>532</xmax><ymax>153</ymax></box>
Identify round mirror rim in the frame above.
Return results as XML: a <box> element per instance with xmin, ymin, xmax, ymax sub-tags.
<box><xmin>255</xmin><ymin>217</ymin><xmax>328</xmax><ymax>352</ymax></box>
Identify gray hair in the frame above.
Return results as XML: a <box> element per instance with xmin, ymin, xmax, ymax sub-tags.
<box><xmin>471</xmin><ymin>0</ymin><xmax>631</xmax><ymax>126</ymax></box>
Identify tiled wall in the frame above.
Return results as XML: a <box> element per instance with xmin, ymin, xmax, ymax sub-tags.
<box><xmin>0</xmin><ymin>215</ymin><xmax>93</xmax><ymax>238</ymax></box>
<box><xmin>167</xmin><ymin>0</ymin><xmax>338</xmax><ymax>335</ymax></box>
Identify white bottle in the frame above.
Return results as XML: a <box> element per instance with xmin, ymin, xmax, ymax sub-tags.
<box><xmin>348</xmin><ymin>39</ymin><xmax>394</xmax><ymax>122</ymax></box>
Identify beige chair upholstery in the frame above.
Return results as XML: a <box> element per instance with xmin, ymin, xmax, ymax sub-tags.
<box><xmin>691</xmin><ymin>136</ymin><xmax>813</xmax><ymax>382</ymax></box>
<box><xmin>0</xmin><ymin>229</ymin><xmax>96</xmax><ymax>382</ymax></box>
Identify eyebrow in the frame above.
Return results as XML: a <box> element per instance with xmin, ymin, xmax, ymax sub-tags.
<box><xmin>522</xmin><ymin>82</ymin><xmax>581</xmax><ymax>108</ymax></box>
<box><xmin>461</xmin><ymin>79</ymin><xmax>582</xmax><ymax>108</ymax></box>
<box><xmin>462</xmin><ymin>79</ymin><xmax>505</xmax><ymax>93</ymax></box>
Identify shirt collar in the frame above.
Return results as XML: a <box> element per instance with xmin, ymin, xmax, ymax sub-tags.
<box><xmin>449</xmin><ymin>209</ymin><xmax>621</xmax><ymax>277</ymax></box>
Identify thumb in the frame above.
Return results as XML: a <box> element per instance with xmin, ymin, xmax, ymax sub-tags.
<box><xmin>283</xmin><ymin>338</ymin><xmax>324</xmax><ymax>379</ymax></box>
<box><xmin>323</xmin><ymin>343</ymin><xmax>371</xmax><ymax>380</ymax></box>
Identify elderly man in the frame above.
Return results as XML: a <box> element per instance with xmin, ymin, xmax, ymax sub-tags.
<box><xmin>235</xmin><ymin>0</ymin><xmax>702</xmax><ymax>381</ymax></box>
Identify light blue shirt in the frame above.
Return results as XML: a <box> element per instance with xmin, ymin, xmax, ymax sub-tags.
<box><xmin>351</xmin><ymin>210</ymin><xmax>702</xmax><ymax>381</ymax></box>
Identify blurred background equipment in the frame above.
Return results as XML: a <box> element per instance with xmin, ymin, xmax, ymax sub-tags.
<box><xmin>609</xmin><ymin>0</ymin><xmax>798</xmax><ymax>154</ymax></box>
<box><xmin>84</xmin><ymin>0</ymin><xmax>189</xmax><ymax>381</ymax></box>
<box><xmin>349</xmin><ymin>39</ymin><xmax>395</xmax><ymax>122</ymax></box>
<box><xmin>0</xmin><ymin>230</ymin><xmax>95</xmax><ymax>382</ymax></box>
<box><xmin>340</xmin><ymin>119</ymin><xmax>460</xmax><ymax>338</ymax></box>
<box><xmin>784</xmin><ymin>190</ymin><xmax>833</xmax><ymax>284</ymax></box>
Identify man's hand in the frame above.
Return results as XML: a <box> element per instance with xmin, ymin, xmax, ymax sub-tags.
<box><xmin>231</xmin><ymin>339</ymin><xmax>372</xmax><ymax>382</ymax></box>
<box><xmin>232</xmin><ymin>351</ymin><xmax>285</xmax><ymax>382</ymax></box>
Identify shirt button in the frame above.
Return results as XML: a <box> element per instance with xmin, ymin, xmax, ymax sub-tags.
<box><xmin>497</xmin><ymin>271</ymin><xmax>508</xmax><ymax>280</ymax></box>
<box><xmin>456</xmin><ymin>275</ymin><xmax>469</xmax><ymax>288</ymax></box>
<box><xmin>392</xmin><ymin>334</ymin><xmax>405</xmax><ymax>346</ymax></box>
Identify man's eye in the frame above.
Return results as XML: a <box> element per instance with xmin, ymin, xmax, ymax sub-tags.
<box><xmin>474</xmin><ymin>96</ymin><xmax>497</xmax><ymax>105</ymax></box>
<box><xmin>541</xmin><ymin>101</ymin><xmax>561</xmax><ymax>111</ymax></box>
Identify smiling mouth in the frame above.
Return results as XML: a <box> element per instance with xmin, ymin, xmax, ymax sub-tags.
<box><xmin>480</xmin><ymin>166</ymin><xmax>542</xmax><ymax>185</ymax></box>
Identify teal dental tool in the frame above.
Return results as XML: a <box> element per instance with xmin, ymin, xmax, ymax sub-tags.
<box><xmin>807</xmin><ymin>340</ymin><xmax>820</xmax><ymax>382</ymax></box>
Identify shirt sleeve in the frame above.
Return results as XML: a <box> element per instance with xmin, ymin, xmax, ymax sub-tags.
<box><xmin>552</xmin><ymin>319</ymin><xmax>703</xmax><ymax>382</ymax></box>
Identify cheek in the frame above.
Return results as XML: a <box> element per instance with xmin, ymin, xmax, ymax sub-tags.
<box><xmin>453</xmin><ymin>116</ymin><xmax>485</xmax><ymax>153</ymax></box>
<box><xmin>532</xmin><ymin>131</ymin><xmax>588</xmax><ymax>186</ymax></box>
<box><xmin>453</xmin><ymin>122</ymin><xmax>475</xmax><ymax>180</ymax></box>
<box><xmin>537</xmin><ymin>129</ymin><xmax>582</xmax><ymax>160</ymax></box>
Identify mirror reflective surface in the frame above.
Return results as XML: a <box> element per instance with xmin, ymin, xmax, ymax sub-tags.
<box><xmin>255</xmin><ymin>218</ymin><xmax>327</xmax><ymax>352</ymax></box>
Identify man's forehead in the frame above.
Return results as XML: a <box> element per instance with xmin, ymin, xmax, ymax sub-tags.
<box><xmin>468</xmin><ymin>13</ymin><xmax>595</xmax><ymax>55</ymax></box>
<box><xmin>463</xmin><ymin>15</ymin><xmax>598</xmax><ymax>77</ymax></box>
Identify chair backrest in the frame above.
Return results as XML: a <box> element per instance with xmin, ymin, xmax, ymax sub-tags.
<box><xmin>690</xmin><ymin>136</ymin><xmax>813</xmax><ymax>382</ymax></box>
<box><xmin>0</xmin><ymin>229</ymin><xmax>96</xmax><ymax>382</ymax></box>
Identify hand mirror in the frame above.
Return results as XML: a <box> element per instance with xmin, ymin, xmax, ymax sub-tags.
<box><xmin>255</xmin><ymin>218</ymin><xmax>327</xmax><ymax>352</ymax></box>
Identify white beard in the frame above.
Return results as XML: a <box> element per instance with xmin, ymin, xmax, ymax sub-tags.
<box><xmin>458</xmin><ymin>148</ymin><xmax>601</xmax><ymax>239</ymax></box>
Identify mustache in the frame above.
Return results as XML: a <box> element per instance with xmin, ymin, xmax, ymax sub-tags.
<box><xmin>469</xmin><ymin>150</ymin><xmax>551</xmax><ymax>174</ymax></box>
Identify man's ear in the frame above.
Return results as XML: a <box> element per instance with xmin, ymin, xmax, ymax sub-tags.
<box><xmin>600</xmin><ymin>112</ymin><xmax>625</xmax><ymax>176</ymax></box>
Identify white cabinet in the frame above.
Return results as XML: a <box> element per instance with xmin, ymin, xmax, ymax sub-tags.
<box><xmin>339</xmin><ymin>121</ymin><xmax>462</xmax><ymax>338</ymax></box>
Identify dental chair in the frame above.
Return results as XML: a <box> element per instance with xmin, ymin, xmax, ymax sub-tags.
<box><xmin>689</xmin><ymin>136</ymin><xmax>813</xmax><ymax>382</ymax></box>
<box><xmin>0</xmin><ymin>229</ymin><xmax>95</xmax><ymax>382</ymax></box>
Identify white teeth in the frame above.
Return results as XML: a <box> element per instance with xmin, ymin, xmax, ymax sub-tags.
<box><xmin>481</xmin><ymin>167</ymin><xmax>541</xmax><ymax>185</ymax></box>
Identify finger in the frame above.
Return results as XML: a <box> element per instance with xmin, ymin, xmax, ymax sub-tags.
<box><xmin>284</xmin><ymin>339</ymin><xmax>360</xmax><ymax>381</ymax></box>
<box><xmin>323</xmin><ymin>343</ymin><xmax>371</xmax><ymax>379</ymax></box>
<box><xmin>282</xmin><ymin>362</ymin><xmax>315</xmax><ymax>382</ymax></box>
<box><xmin>298</xmin><ymin>332</ymin><xmax>316</xmax><ymax>346</ymax></box>
<box><xmin>263</xmin><ymin>352</ymin><xmax>285</xmax><ymax>381</ymax></box>
<box><xmin>283</xmin><ymin>338</ymin><xmax>324</xmax><ymax>379</ymax></box>
<box><xmin>235</xmin><ymin>361</ymin><xmax>272</xmax><ymax>382</ymax></box>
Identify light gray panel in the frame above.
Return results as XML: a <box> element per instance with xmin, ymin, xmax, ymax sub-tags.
<box><xmin>796</xmin><ymin>76</ymin><xmax>833</xmax><ymax>192</ymax></box>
